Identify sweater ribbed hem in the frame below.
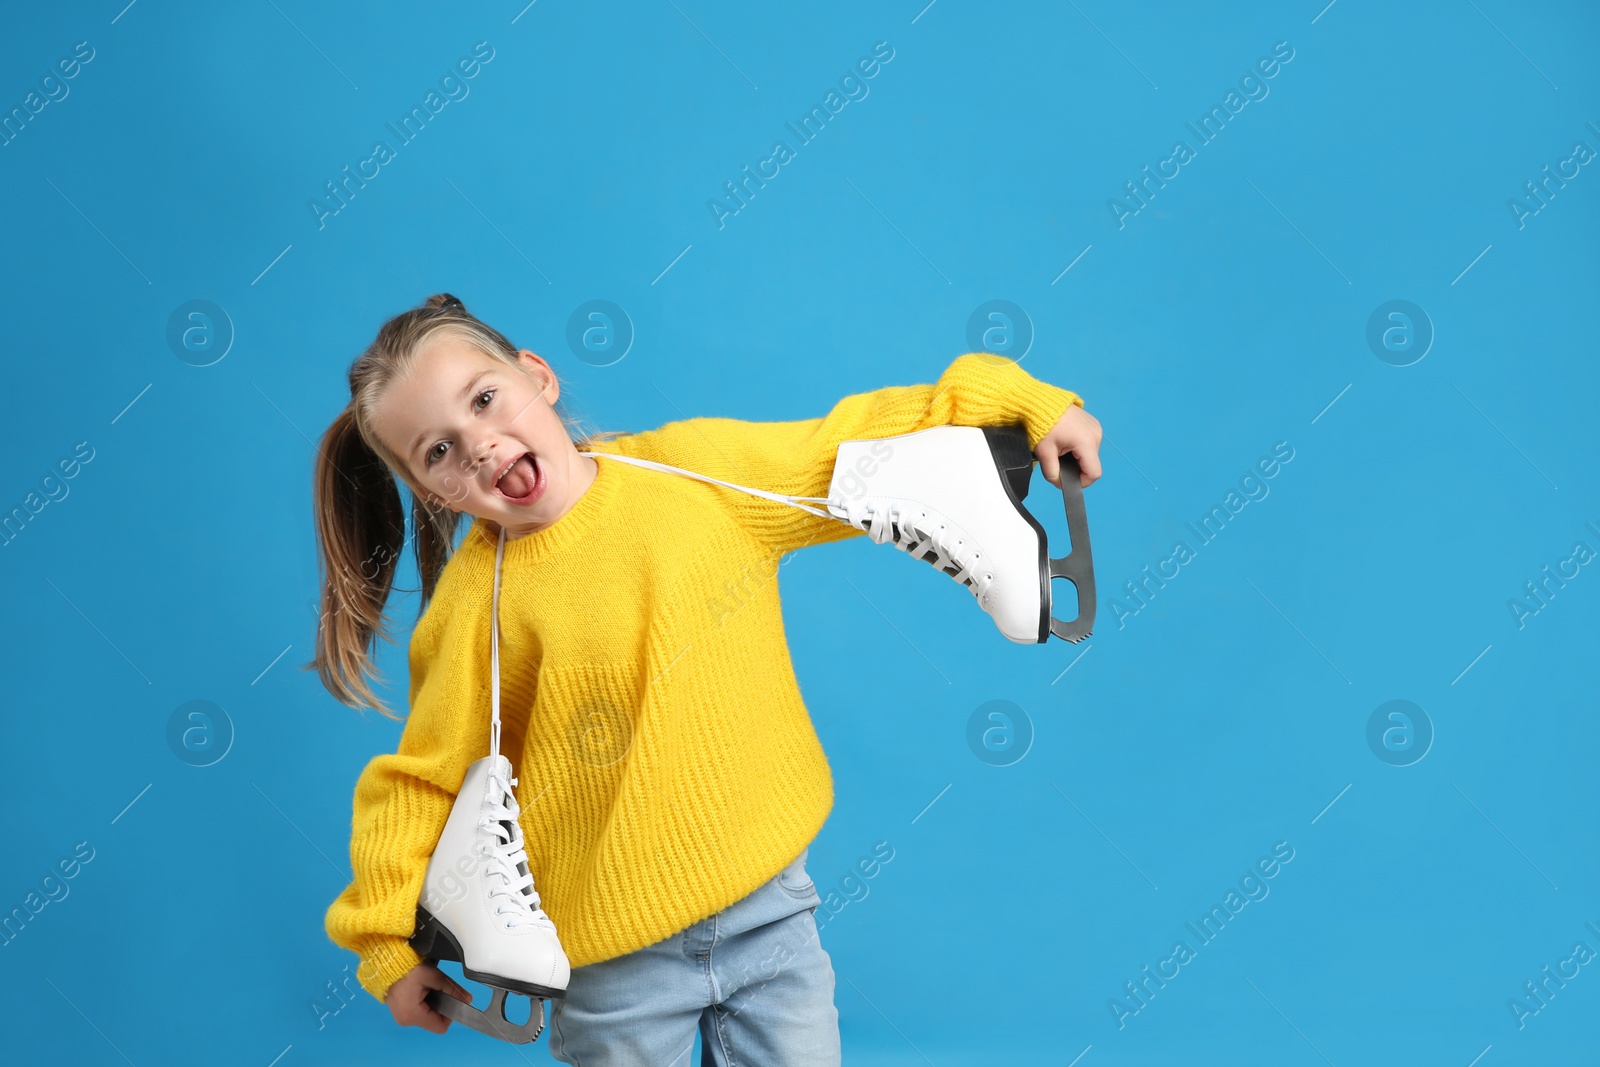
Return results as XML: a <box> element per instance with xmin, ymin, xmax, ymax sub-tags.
<box><xmin>353</xmin><ymin>934</ymin><xmax>422</xmax><ymax>1004</ymax></box>
<box><xmin>957</xmin><ymin>351</ymin><xmax>1085</xmax><ymax>449</ymax></box>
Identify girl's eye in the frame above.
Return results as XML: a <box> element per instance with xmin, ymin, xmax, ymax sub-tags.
<box><xmin>424</xmin><ymin>388</ymin><xmax>496</xmax><ymax>467</ymax></box>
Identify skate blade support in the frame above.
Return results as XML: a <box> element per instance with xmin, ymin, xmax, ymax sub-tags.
<box><xmin>410</xmin><ymin>905</ymin><xmax>565</xmax><ymax>1044</ymax></box>
<box><xmin>1047</xmin><ymin>449</ymin><xmax>1096</xmax><ymax>642</ymax></box>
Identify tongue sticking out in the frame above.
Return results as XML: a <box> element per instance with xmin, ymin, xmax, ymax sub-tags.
<box><xmin>498</xmin><ymin>454</ymin><xmax>537</xmax><ymax>498</ymax></box>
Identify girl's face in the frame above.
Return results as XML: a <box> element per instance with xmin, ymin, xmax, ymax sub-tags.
<box><xmin>371</xmin><ymin>334</ymin><xmax>596</xmax><ymax>540</ymax></box>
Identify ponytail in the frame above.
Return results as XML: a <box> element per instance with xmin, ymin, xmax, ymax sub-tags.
<box><xmin>411</xmin><ymin>485</ymin><xmax>464</xmax><ymax>616</ymax></box>
<box><xmin>306</xmin><ymin>406</ymin><xmax>414</xmax><ymax>718</ymax></box>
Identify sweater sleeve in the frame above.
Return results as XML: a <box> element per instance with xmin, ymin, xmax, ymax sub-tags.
<box><xmin>608</xmin><ymin>352</ymin><xmax>1085</xmax><ymax>557</ymax></box>
<box><xmin>323</xmin><ymin>602</ymin><xmax>486</xmax><ymax>1004</ymax></box>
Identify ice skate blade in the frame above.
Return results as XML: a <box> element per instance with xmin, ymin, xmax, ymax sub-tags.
<box><xmin>1046</xmin><ymin>450</ymin><xmax>1096</xmax><ymax>643</ymax></box>
<box><xmin>425</xmin><ymin>985</ymin><xmax>548</xmax><ymax>1045</ymax></box>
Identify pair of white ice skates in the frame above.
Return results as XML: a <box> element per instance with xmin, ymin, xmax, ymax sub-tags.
<box><xmin>409</xmin><ymin>420</ymin><xmax>1096</xmax><ymax>1044</ymax></box>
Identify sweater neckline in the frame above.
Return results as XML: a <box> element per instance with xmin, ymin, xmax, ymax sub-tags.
<box><xmin>465</xmin><ymin>444</ymin><xmax>624</xmax><ymax>565</ymax></box>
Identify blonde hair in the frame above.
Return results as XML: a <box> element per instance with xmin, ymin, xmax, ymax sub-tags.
<box><xmin>303</xmin><ymin>292</ymin><xmax>625</xmax><ymax>718</ymax></box>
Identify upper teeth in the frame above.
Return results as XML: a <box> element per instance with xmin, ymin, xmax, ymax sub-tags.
<box><xmin>497</xmin><ymin>454</ymin><xmax>525</xmax><ymax>483</ymax></box>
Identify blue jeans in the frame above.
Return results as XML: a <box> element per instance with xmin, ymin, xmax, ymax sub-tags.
<box><xmin>547</xmin><ymin>846</ymin><xmax>841</xmax><ymax>1066</ymax></box>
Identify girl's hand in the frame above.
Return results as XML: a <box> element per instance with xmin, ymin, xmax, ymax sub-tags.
<box><xmin>386</xmin><ymin>961</ymin><xmax>474</xmax><ymax>1034</ymax></box>
<box><xmin>1034</xmin><ymin>404</ymin><xmax>1103</xmax><ymax>489</ymax></box>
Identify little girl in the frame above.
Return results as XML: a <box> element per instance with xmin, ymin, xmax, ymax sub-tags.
<box><xmin>315</xmin><ymin>293</ymin><xmax>1101</xmax><ymax>1064</ymax></box>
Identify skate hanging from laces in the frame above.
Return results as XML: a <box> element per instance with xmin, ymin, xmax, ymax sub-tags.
<box><xmin>579</xmin><ymin>419</ymin><xmax>1095</xmax><ymax>644</ymax></box>
<box><xmin>408</xmin><ymin>524</ymin><xmax>571</xmax><ymax>1044</ymax></box>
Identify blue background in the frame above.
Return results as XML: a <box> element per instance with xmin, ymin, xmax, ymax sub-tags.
<box><xmin>2</xmin><ymin>1</ymin><xmax>1597</xmax><ymax>1064</ymax></box>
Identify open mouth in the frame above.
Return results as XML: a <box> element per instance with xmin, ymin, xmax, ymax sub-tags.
<box><xmin>494</xmin><ymin>451</ymin><xmax>542</xmax><ymax>503</ymax></box>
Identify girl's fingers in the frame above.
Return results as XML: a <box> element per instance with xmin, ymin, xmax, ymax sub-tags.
<box><xmin>1038</xmin><ymin>435</ymin><xmax>1105</xmax><ymax>488</ymax></box>
<box><xmin>425</xmin><ymin>970</ymin><xmax>474</xmax><ymax>1004</ymax></box>
<box><xmin>418</xmin><ymin>981</ymin><xmax>469</xmax><ymax>1033</ymax></box>
<box><xmin>1036</xmin><ymin>442</ymin><xmax>1062</xmax><ymax>487</ymax></box>
<box><xmin>1075</xmin><ymin>444</ymin><xmax>1103</xmax><ymax>485</ymax></box>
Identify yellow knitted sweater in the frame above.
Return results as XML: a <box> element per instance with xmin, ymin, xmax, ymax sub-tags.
<box><xmin>325</xmin><ymin>353</ymin><xmax>1084</xmax><ymax>1002</ymax></box>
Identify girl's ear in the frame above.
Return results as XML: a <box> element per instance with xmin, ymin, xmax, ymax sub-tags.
<box><xmin>517</xmin><ymin>349</ymin><xmax>559</xmax><ymax>404</ymax></box>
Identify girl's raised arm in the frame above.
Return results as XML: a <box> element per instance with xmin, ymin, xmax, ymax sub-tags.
<box><xmin>602</xmin><ymin>353</ymin><xmax>1085</xmax><ymax>557</ymax></box>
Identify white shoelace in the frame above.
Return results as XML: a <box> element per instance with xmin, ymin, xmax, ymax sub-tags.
<box><xmin>576</xmin><ymin>450</ymin><xmax>837</xmax><ymax>518</ymax></box>
<box><xmin>576</xmin><ymin>450</ymin><xmax>994</xmax><ymax>601</ymax></box>
<box><xmin>487</xmin><ymin>525</ymin><xmax>554</xmax><ymax>931</ymax></box>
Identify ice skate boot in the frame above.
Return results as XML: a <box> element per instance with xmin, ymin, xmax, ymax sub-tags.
<box><xmin>409</xmin><ymin>526</ymin><xmax>570</xmax><ymax>1044</ymax></box>
<box><xmin>579</xmin><ymin>419</ymin><xmax>1094</xmax><ymax>643</ymax></box>
<box><xmin>409</xmin><ymin>753</ymin><xmax>569</xmax><ymax>1042</ymax></box>
<box><xmin>813</xmin><ymin>422</ymin><xmax>1094</xmax><ymax>643</ymax></box>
